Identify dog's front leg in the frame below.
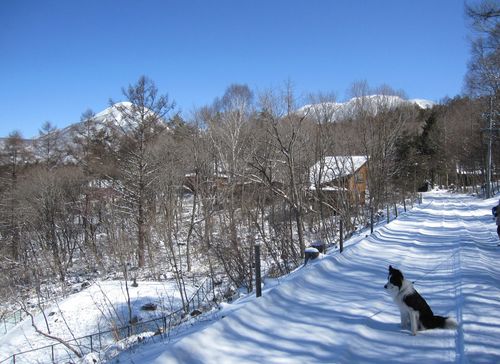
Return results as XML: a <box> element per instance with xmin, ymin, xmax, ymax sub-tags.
<box><xmin>409</xmin><ymin>311</ymin><xmax>418</xmax><ymax>336</ymax></box>
<box><xmin>400</xmin><ymin>311</ymin><xmax>410</xmax><ymax>329</ymax></box>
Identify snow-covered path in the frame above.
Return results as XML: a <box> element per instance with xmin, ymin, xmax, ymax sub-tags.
<box><xmin>117</xmin><ymin>191</ymin><xmax>500</xmax><ymax>364</ymax></box>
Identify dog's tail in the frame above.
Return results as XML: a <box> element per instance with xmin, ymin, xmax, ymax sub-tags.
<box><xmin>423</xmin><ymin>315</ymin><xmax>458</xmax><ymax>330</ymax></box>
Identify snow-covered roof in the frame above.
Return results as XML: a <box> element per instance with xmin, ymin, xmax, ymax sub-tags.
<box><xmin>310</xmin><ymin>156</ymin><xmax>367</xmax><ymax>186</ymax></box>
<box><xmin>309</xmin><ymin>185</ymin><xmax>348</xmax><ymax>192</ymax></box>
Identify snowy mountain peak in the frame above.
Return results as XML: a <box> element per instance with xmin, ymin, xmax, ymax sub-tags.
<box><xmin>80</xmin><ymin>101</ymin><xmax>166</xmax><ymax>134</ymax></box>
<box><xmin>94</xmin><ymin>101</ymin><xmax>135</xmax><ymax>120</ymax></box>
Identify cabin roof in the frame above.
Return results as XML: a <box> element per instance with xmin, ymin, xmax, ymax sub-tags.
<box><xmin>310</xmin><ymin>155</ymin><xmax>367</xmax><ymax>186</ymax></box>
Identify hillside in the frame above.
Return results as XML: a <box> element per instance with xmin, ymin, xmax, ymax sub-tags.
<box><xmin>112</xmin><ymin>190</ymin><xmax>500</xmax><ymax>364</ymax></box>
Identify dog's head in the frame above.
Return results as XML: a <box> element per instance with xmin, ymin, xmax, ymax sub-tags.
<box><xmin>384</xmin><ymin>265</ymin><xmax>404</xmax><ymax>296</ymax></box>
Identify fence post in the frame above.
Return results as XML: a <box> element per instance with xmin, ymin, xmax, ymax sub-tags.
<box><xmin>13</xmin><ymin>354</ymin><xmax>16</xmax><ymax>364</ymax></box>
<box><xmin>163</xmin><ymin>316</ymin><xmax>167</xmax><ymax>333</ymax></box>
<box><xmin>394</xmin><ymin>204</ymin><xmax>398</xmax><ymax>218</ymax></box>
<box><xmin>339</xmin><ymin>220</ymin><xmax>344</xmax><ymax>253</ymax></box>
<box><xmin>255</xmin><ymin>244</ymin><xmax>262</xmax><ymax>297</ymax></box>
<box><xmin>370</xmin><ymin>207</ymin><xmax>374</xmax><ymax>234</ymax></box>
<box><xmin>403</xmin><ymin>197</ymin><xmax>406</xmax><ymax>212</ymax></box>
<box><xmin>51</xmin><ymin>345</ymin><xmax>54</xmax><ymax>363</ymax></box>
<box><xmin>90</xmin><ymin>334</ymin><xmax>93</xmax><ymax>352</ymax></box>
<box><xmin>386</xmin><ymin>205</ymin><xmax>390</xmax><ymax>224</ymax></box>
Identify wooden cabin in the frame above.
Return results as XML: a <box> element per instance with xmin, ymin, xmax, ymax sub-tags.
<box><xmin>309</xmin><ymin>156</ymin><xmax>368</xmax><ymax>208</ymax></box>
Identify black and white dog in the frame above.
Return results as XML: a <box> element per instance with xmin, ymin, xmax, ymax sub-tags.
<box><xmin>384</xmin><ymin>265</ymin><xmax>457</xmax><ymax>335</ymax></box>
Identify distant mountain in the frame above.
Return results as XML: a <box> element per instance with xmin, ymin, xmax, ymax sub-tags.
<box><xmin>61</xmin><ymin>101</ymin><xmax>164</xmax><ymax>137</ymax></box>
<box><xmin>0</xmin><ymin>102</ymin><xmax>164</xmax><ymax>142</ymax></box>
<box><xmin>0</xmin><ymin>102</ymin><xmax>167</xmax><ymax>164</ymax></box>
<box><xmin>298</xmin><ymin>95</ymin><xmax>435</xmax><ymax>122</ymax></box>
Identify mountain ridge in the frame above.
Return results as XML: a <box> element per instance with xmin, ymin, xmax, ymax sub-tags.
<box><xmin>298</xmin><ymin>94</ymin><xmax>435</xmax><ymax>122</ymax></box>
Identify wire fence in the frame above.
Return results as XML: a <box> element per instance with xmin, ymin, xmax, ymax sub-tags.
<box><xmin>0</xmin><ymin>277</ymin><xmax>218</xmax><ymax>364</ymax></box>
<box><xmin>1</xmin><ymin>289</ymin><xmax>75</xmax><ymax>337</ymax></box>
<box><xmin>1</xmin><ymin>310</ymin><xmax>24</xmax><ymax>336</ymax></box>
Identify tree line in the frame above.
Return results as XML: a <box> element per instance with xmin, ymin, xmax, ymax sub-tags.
<box><xmin>0</xmin><ymin>77</ymin><xmax>496</xmax><ymax>299</ymax></box>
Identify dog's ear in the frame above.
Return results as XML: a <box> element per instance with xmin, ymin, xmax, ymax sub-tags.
<box><xmin>389</xmin><ymin>265</ymin><xmax>393</xmax><ymax>272</ymax></box>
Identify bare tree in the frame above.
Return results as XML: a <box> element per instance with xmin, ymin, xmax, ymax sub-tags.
<box><xmin>17</xmin><ymin>167</ymin><xmax>86</xmax><ymax>282</ymax></box>
<box><xmin>303</xmin><ymin>92</ymin><xmax>341</xmax><ymax>242</ymax></box>
<box><xmin>35</xmin><ymin>121</ymin><xmax>62</xmax><ymax>169</ymax></box>
<box><xmin>255</xmin><ymin>82</ymin><xmax>309</xmax><ymax>258</ymax></box>
<box><xmin>69</xmin><ymin>109</ymin><xmax>110</xmax><ymax>265</ymax></box>
<box><xmin>202</xmin><ymin>84</ymin><xmax>257</xmax><ymax>291</ymax></box>
<box><xmin>108</xmin><ymin>76</ymin><xmax>175</xmax><ymax>268</ymax></box>
<box><xmin>465</xmin><ymin>0</ymin><xmax>500</xmax><ymax>197</ymax></box>
<box><xmin>0</xmin><ymin>131</ymin><xmax>27</xmax><ymax>261</ymax></box>
<box><xmin>348</xmin><ymin>82</ymin><xmax>415</xmax><ymax>211</ymax></box>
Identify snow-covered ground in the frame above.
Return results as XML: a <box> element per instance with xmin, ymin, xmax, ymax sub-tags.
<box><xmin>0</xmin><ymin>280</ymin><xmax>197</xmax><ymax>363</ymax></box>
<box><xmin>1</xmin><ymin>190</ymin><xmax>499</xmax><ymax>364</ymax></box>
<box><xmin>111</xmin><ymin>190</ymin><xmax>500</xmax><ymax>364</ymax></box>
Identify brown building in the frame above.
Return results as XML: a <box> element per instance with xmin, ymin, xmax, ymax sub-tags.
<box><xmin>309</xmin><ymin>156</ymin><xmax>368</xmax><ymax>207</ymax></box>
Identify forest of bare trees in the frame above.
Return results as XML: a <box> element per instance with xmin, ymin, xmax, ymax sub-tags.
<box><xmin>0</xmin><ymin>72</ymin><xmax>498</xmax><ymax>306</ymax></box>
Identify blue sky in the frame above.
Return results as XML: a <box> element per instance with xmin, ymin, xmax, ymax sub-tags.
<box><xmin>0</xmin><ymin>0</ymin><xmax>470</xmax><ymax>138</ymax></box>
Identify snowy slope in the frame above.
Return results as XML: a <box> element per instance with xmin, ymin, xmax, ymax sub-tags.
<box><xmin>113</xmin><ymin>191</ymin><xmax>500</xmax><ymax>364</ymax></box>
<box><xmin>0</xmin><ymin>281</ymin><xmax>195</xmax><ymax>363</ymax></box>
